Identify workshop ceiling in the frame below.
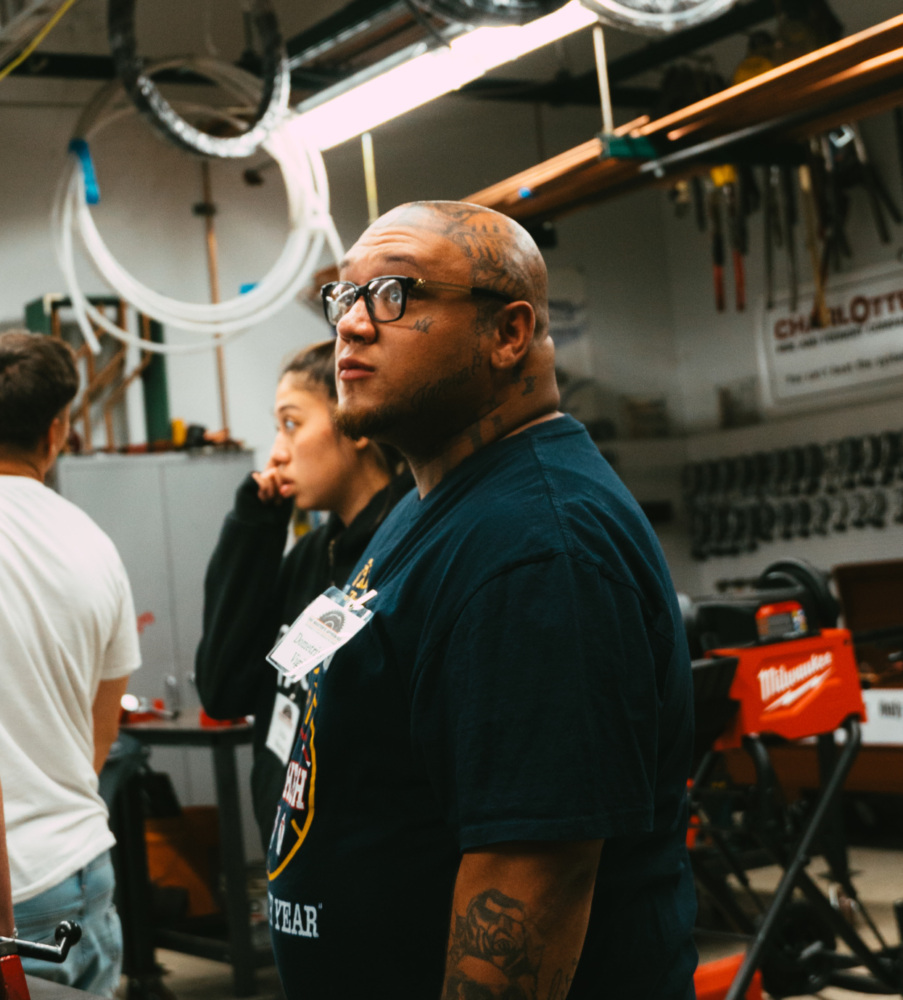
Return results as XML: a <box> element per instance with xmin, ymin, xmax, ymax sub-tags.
<box><xmin>0</xmin><ymin>0</ymin><xmax>723</xmax><ymax>110</ymax></box>
<box><xmin>2</xmin><ymin>1</ymin><xmax>902</xmax><ymax>125</ymax></box>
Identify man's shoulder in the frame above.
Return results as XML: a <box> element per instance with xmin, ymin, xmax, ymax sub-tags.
<box><xmin>365</xmin><ymin>418</ymin><xmax>659</xmax><ymax>594</ymax></box>
<box><xmin>451</xmin><ymin>421</ymin><xmax>670</xmax><ymax>597</ymax></box>
<box><xmin>459</xmin><ymin>419</ymin><xmax>631</xmax><ymax>539</ymax></box>
<box><xmin>1</xmin><ymin>477</ymin><xmax>123</xmax><ymax>564</ymax></box>
<box><xmin>409</xmin><ymin>424</ymin><xmax>618</xmax><ymax>567</ymax></box>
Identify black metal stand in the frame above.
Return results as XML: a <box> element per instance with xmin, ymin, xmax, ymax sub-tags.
<box><xmin>109</xmin><ymin>721</ymin><xmax>269</xmax><ymax>999</ymax></box>
<box><xmin>697</xmin><ymin>716</ymin><xmax>903</xmax><ymax>1000</ymax></box>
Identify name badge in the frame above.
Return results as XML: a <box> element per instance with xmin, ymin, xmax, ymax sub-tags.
<box><xmin>267</xmin><ymin>586</ymin><xmax>375</xmax><ymax>682</ymax></box>
<box><xmin>266</xmin><ymin>692</ymin><xmax>301</xmax><ymax>765</ymax></box>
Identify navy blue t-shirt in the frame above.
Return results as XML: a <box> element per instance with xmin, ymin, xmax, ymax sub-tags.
<box><xmin>267</xmin><ymin>415</ymin><xmax>697</xmax><ymax>998</ymax></box>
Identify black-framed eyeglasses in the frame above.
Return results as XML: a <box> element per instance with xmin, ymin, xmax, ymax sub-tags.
<box><xmin>320</xmin><ymin>275</ymin><xmax>512</xmax><ymax>328</ymax></box>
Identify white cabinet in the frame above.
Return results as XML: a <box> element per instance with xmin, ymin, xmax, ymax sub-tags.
<box><xmin>55</xmin><ymin>451</ymin><xmax>263</xmax><ymax>855</ymax></box>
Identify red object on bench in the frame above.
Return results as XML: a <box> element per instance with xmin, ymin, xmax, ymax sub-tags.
<box><xmin>695</xmin><ymin>953</ymin><xmax>762</xmax><ymax>1000</ymax></box>
<box><xmin>0</xmin><ymin>954</ymin><xmax>30</xmax><ymax>1000</ymax></box>
<box><xmin>198</xmin><ymin>707</ymin><xmax>246</xmax><ymax>728</ymax></box>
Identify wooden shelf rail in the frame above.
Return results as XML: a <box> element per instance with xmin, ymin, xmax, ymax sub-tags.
<box><xmin>468</xmin><ymin>14</ymin><xmax>903</xmax><ymax>223</ymax></box>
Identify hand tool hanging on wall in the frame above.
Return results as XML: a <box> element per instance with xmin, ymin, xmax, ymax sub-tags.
<box><xmin>654</xmin><ymin>61</ymin><xmax>727</xmax><ymax>225</ymax></box>
<box><xmin>762</xmin><ymin>167</ymin><xmax>778</xmax><ymax>310</ymax></box>
<box><xmin>850</xmin><ymin>122</ymin><xmax>902</xmax><ymax>244</ymax></box>
<box><xmin>817</xmin><ymin>132</ymin><xmax>850</xmax><ymax>279</ymax></box>
<box><xmin>692</xmin><ymin>175</ymin><xmax>707</xmax><ymax>233</ymax></box>
<box><xmin>734</xmin><ymin>166</ymin><xmax>759</xmax><ymax>311</ymax></box>
<box><xmin>798</xmin><ymin>159</ymin><xmax>830</xmax><ymax>328</ymax></box>
<box><xmin>707</xmin><ymin>181</ymin><xmax>726</xmax><ymax>312</ymax></box>
<box><xmin>894</xmin><ymin>108</ymin><xmax>903</xmax><ymax>203</ymax></box>
<box><xmin>722</xmin><ymin>173</ymin><xmax>745</xmax><ymax>312</ymax></box>
<box><xmin>817</xmin><ymin>124</ymin><xmax>901</xmax><ymax>266</ymax></box>
<box><xmin>778</xmin><ymin>163</ymin><xmax>798</xmax><ymax>311</ymax></box>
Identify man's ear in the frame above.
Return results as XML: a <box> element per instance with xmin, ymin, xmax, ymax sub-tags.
<box><xmin>45</xmin><ymin>409</ymin><xmax>70</xmax><ymax>468</ymax></box>
<box><xmin>491</xmin><ymin>301</ymin><xmax>535</xmax><ymax>370</ymax></box>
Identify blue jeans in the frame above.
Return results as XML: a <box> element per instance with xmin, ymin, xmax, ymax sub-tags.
<box><xmin>14</xmin><ymin>851</ymin><xmax>122</xmax><ymax>998</ymax></box>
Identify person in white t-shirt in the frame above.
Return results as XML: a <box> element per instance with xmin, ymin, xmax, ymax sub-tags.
<box><xmin>0</xmin><ymin>330</ymin><xmax>141</xmax><ymax>997</ymax></box>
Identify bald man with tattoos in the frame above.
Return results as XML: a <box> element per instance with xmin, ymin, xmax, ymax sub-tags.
<box><xmin>266</xmin><ymin>201</ymin><xmax>698</xmax><ymax>999</ymax></box>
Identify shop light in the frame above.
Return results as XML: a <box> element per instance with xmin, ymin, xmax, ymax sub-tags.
<box><xmin>281</xmin><ymin>0</ymin><xmax>599</xmax><ymax>152</ymax></box>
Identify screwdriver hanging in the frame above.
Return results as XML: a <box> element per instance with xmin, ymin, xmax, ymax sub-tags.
<box><xmin>779</xmin><ymin>163</ymin><xmax>799</xmax><ymax>312</ymax></box>
<box><xmin>707</xmin><ymin>182</ymin><xmax>726</xmax><ymax>313</ymax></box>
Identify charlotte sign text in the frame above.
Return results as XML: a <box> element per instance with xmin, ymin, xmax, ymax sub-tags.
<box><xmin>761</xmin><ymin>269</ymin><xmax>903</xmax><ymax>403</ymax></box>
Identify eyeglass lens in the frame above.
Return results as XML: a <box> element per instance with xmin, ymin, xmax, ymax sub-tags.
<box><xmin>324</xmin><ymin>277</ymin><xmax>406</xmax><ymax>326</ymax></box>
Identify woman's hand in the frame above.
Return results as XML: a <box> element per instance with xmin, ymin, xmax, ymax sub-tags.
<box><xmin>252</xmin><ymin>461</ymin><xmax>294</xmax><ymax>504</ymax></box>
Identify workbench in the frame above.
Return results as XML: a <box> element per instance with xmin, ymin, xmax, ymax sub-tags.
<box><xmin>110</xmin><ymin>719</ymin><xmax>271</xmax><ymax>998</ymax></box>
<box><xmin>25</xmin><ymin>976</ymin><xmax>104</xmax><ymax>999</ymax></box>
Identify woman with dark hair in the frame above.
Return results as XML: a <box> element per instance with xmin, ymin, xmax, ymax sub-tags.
<box><xmin>196</xmin><ymin>340</ymin><xmax>411</xmax><ymax>850</ymax></box>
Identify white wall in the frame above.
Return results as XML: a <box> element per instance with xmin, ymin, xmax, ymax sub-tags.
<box><xmin>5</xmin><ymin>45</ymin><xmax>900</xmax><ymax>604</ymax></box>
<box><xmin>0</xmin><ymin>74</ymin><xmax>677</xmax><ymax>463</ymax></box>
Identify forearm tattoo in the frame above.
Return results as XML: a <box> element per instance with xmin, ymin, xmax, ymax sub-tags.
<box><xmin>442</xmin><ymin>889</ymin><xmax>575</xmax><ymax>1000</ymax></box>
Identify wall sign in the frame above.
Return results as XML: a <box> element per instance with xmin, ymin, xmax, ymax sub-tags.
<box><xmin>861</xmin><ymin>688</ymin><xmax>903</xmax><ymax>746</ymax></box>
<box><xmin>758</xmin><ymin>266</ymin><xmax>903</xmax><ymax>406</ymax></box>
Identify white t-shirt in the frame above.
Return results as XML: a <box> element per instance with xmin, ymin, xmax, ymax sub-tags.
<box><xmin>0</xmin><ymin>475</ymin><xmax>141</xmax><ymax>904</ymax></box>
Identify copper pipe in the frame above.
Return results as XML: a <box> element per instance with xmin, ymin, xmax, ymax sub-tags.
<box><xmin>201</xmin><ymin>160</ymin><xmax>230</xmax><ymax>439</ymax></box>
<box><xmin>663</xmin><ymin>44</ymin><xmax>903</xmax><ymax>145</ymax></box>
<box><xmin>103</xmin><ymin>313</ymin><xmax>153</xmax><ymax>452</ymax></box>
<box><xmin>83</xmin><ymin>306</ymin><xmax>98</xmax><ymax>452</ymax></box>
<box><xmin>799</xmin><ymin>164</ymin><xmax>831</xmax><ymax>329</ymax></box>
<box><xmin>362</xmin><ymin>131</ymin><xmax>379</xmax><ymax>223</ymax></box>
<box><xmin>71</xmin><ymin>310</ymin><xmax>126</xmax><ymax>445</ymax></box>
<box><xmin>469</xmin><ymin>16</ymin><xmax>903</xmax><ymax>222</ymax></box>
<box><xmin>471</xmin><ymin>114</ymin><xmax>653</xmax><ymax>212</ymax></box>
<box><xmin>640</xmin><ymin>16</ymin><xmax>903</xmax><ymax>140</ymax></box>
<box><xmin>593</xmin><ymin>24</ymin><xmax>614</xmax><ymax>136</ymax></box>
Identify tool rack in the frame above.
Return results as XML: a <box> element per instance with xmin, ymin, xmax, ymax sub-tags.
<box><xmin>469</xmin><ymin>14</ymin><xmax>903</xmax><ymax>223</ymax></box>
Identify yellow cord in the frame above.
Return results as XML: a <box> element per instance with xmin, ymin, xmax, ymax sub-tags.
<box><xmin>0</xmin><ymin>0</ymin><xmax>81</xmax><ymax>83</ymax></box>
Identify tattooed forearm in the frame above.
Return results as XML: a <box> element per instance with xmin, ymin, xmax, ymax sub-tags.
<box><xmin>443</xmin><ymin>889</ymin><xmax>541</xmax><ymax>1000</ymax></box>
<box><xmin>441</xmin><ymin>842</ymin><xmax>599</xmax><ymax>1000</ymax></box>
<box><xmin>547</xmin><ymin>962</ymin><xmax>578</xmax><ymax>1000</ymax></box>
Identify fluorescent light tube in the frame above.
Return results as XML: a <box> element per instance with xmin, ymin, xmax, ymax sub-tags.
<box><xmin>279</xmin><ymin>1</ymin><xmax>599</xmax><ymax>151</ymax></box>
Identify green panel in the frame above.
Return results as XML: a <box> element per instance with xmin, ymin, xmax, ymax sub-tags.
<box><xmin>599</xmin><ymin>133</ymin><xmax>660</xmax><ymax>161</ymax></box>
<box><xmin>24</xmin><ymin>296</ymin><xmax>53</xmax><ymax>335</ymax></box>
<box><xmin>141</xmin><ymin>319</ymin><xmax>171</xmax><ymax>445</ymax></box>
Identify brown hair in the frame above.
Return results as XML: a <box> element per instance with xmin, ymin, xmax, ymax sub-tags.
<box><xmin>0</xmin><ymin>331</ymin><xmax>78</xmax><ymax>452</ymax></box>
<box><xmin>281</xmin><ymin>339</ymin><xmax>337</xmax><ymax>401</ymax></box>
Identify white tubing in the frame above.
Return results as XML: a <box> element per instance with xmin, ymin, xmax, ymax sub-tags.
<box><xmin>52</xmin><ymin>58</ymin><xmax>343</xmax><ymax>355</ymax></box>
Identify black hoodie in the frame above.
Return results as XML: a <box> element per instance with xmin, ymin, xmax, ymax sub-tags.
<box><xmin>195</xmin><ymin>471</ymin><xmax>412</xmax><ymax>849</ymax></box>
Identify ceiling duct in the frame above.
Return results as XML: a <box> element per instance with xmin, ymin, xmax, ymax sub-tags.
<box><xmin>413</xmin><ymin>0</ymin><xmax>570</xmax><ymax>27</ymax></box>
<box><xmin>107</xmin><ymin>0</ymin><xmax>290</xmax><ymax>157</ymax></box>
<box><xmin>579</xmin><ymin>0</ymin><xmax>737</xmax><ymax>35</ymax></box>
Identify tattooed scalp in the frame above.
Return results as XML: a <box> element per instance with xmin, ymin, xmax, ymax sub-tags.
<box><xmin>373</xmin><ymin>201</ymin><xmax>549</xmax><ymax>340</ymax></box>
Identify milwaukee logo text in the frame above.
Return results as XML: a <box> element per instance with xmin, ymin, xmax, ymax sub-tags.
<box><xmin>758</xmin><ymin>652</ymin><xmax>833</xmax><ymax>708</ymax></box>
